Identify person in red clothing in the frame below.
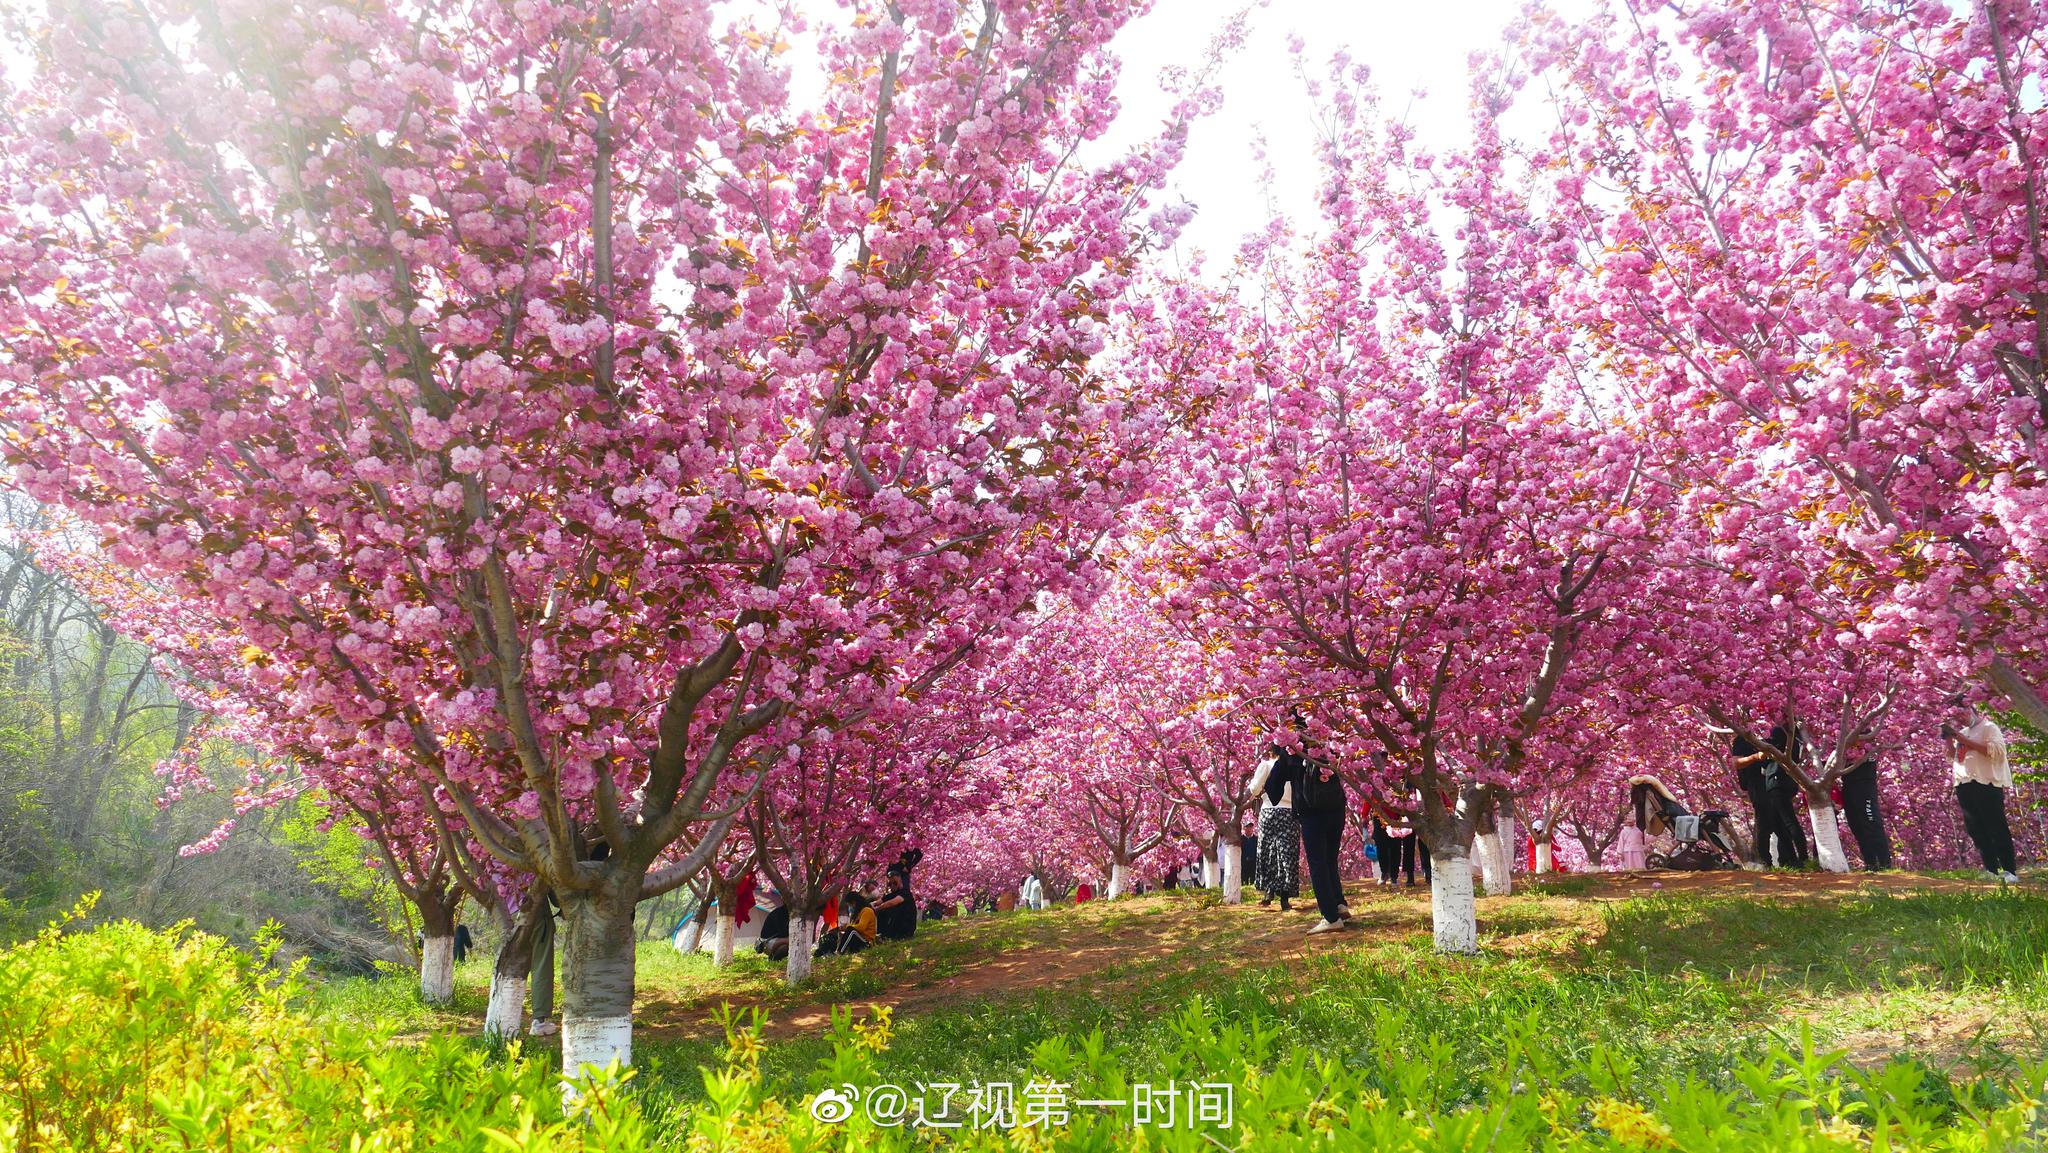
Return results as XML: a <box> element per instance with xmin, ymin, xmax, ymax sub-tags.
<box><xmin>1075</xmin><ymin>881</ymin><xmax>1094</xmax><ymax>903</ymax></box>
<box><xmin>1525</xmin><ymin>819</ymin><xmax>1568</xmax><ymax>874</ymax></box>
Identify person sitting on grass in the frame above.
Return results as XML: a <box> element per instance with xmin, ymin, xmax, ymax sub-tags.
<box><xmin>816</xmin><ymin>883</ymin><xmax>878</xmax><ymax>957</ymax></box>
<box><xmin>875</xmin><ymin>864</ymin><xmax>917</xmax><ymax>941</ymax></box>
<box><xmin>754</xmin><ymin>890</ymin><xmax>791</xmax><ymax>960</ymax></box>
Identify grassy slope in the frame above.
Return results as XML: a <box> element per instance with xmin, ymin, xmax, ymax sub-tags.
<box><xmin>307</xmin><ymin>873</ymin><xmax>2048</xmax><ymax>1121</ymax></box>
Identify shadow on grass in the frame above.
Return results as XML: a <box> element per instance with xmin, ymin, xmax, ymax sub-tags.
<box><xmin>1592</xmin><ymin>887</ymin><xmax>2048</xmax><ymax>997</ymax></box>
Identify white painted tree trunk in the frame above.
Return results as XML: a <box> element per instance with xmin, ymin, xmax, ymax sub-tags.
<box><xmin>562</xmin><ymin>1015</ymin><xmax>632</xmax><ymax>1083</ymax></box>
<box><xmin>1496</xmin><ymin>817</ymin><xmax>1516</xmax><ymax>894</ymax></box>
<box><xmin>559</xmin><ymin>892</ymin><xmax>638</xmax><ymax>1097</ymax></box>
<box><xmin>1808</xmin><ymin>803</ymin><xmax>1851</xmax><ymax>873</ymax></box>
<box><xmin>1108</xmin><ymin>862</ymin><xmax>1130</xmax><ymax>899</ymax></box>
<box><xmin>785</xmin><ymin>917</ymin><xmax>816</xmax><ymax>986</ymax></box>
<box><xmin>420</xmin><ymin>935</ymin><xmax>455</xmax><ymax>1005</ymax></box>
<box><xmin>711</xmin><ymin>913</ymin><xmax>736</xmax><ymax>967</ymax></box>
<box><xmin>1430</xmin><ymin>847</ymin><xmax>1479</xmax><ymax>953</ymax></box>
<box><xmin>676</xmin><ymin>917</ymin><xmax>704</xmax><ymax>954</ymax></box>
<box><xmin>1474</xmin><ymin>833</ymin><xmax>1511</xmax><ymax>897</ymax></box>
<box><xmin>484</xmin><ymin>972</ymin><xmax>526</xmax><ymax>1039</ymax></box>
<box><xmin>1535</xmin><ymin>842</ymin><xmax>1554</xmax><ymax>874</ymax></box>
<box><xmin>1221</xmin><ymin>842</ymin><xmax>1244</xmax><ymax>904</ymax></box>
<box><xmin>1201</xmin><ymin>853</ymin><xmax>1219</xmax><ymax>888</ymax></box>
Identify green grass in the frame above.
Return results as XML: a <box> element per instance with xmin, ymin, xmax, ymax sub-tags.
<box><xmin>579</xmin><ymin>881</ymin><xmax>2048</xmax><ymax>1119</ymax></box>
<box><xmin>13</xmin><ymin>879</ymin><xmax>2047</xmax><ymax>1149</ymax></box>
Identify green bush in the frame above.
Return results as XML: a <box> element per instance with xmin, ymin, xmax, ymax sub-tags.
<box><xmin>2</xmin><ymin>903</ymin><xmax>2043</xmax><ymax>1151</ymax></box>
<box><xmin>0</xmin><ymin>900</ymin><xmax>642</xmax><ymax>1151</ymax></box>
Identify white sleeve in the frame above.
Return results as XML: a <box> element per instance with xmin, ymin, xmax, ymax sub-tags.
<box><xmin>1988</xmin><ymin>723</ymin><xmax>2013</xmax><ymax>787</ymax></box>
<box><xmin>1246</xmin><ymin>757</ymin><xmax>1277</xmax><ymax>797</ymax></box>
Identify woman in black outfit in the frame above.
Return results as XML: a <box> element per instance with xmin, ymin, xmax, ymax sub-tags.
<box><xmin>1292</xmin><ymin>749</ymin><xmax>1350</xmax><ymax>933</ymax></box>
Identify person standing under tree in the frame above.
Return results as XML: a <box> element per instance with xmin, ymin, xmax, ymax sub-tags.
<box><xmin>1945</xmin><ymin>703</ymin><xmax>2020</xmax><ymax>883</ymax></box>
<box><xmin>1729</xmin><ymin>726</ymin><xmax>1775</xmax><ymax>867</ymax></box>
<box><xmin>1287</xmin><ymin>722</ymin><xmax>1351</xmax><ymax>935</ymax></box>
<box><xmin>1248</xmin><ymin>749</ymin><xmax>1302</xmax><ymax>913</ymax></box>
<box><xmin>1761</xmin><ymin>724</ymin><xmax>1810</xmax><ymax>868</ymax></box>
<box><xmin>1732</xmin><ymin>724</ymin><xmax>1808</xmax><ymax>868</ymax></box>
<box><xmin>1837</xmin><ymin>756</ymin><xmax>1893</xmax><ymax>870</ymax></box>
<box><xmin>1367</xmin><ymin>795</ymin><xmax>1400</xmax><ymax>887</ymax></box>
<box><xmin>527</xmin><ymin>889</ymin><xmax>558</xmax><ymax>1037</ymax></box>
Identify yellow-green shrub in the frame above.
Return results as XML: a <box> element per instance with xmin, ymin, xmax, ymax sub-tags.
<box><xmin>4</xmin><ymin>907</ymin><xmax>2044</xmax><ymax>1151</ymax></box>
<box><xmin>0</xmin><ymin>902</ymin><xmax>637</xmax><ymax>1152</ymax></box>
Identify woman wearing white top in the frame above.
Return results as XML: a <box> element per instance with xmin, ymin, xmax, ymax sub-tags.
<box><xmin>1247</xmin><ymin>753</ymin><xmax>1302</xmax><ymax>912</ymax></box>
<box><xmin>1945</xmin><ymin>704</ymin><xmax>2019</xmax><ymax>882</ymax></box>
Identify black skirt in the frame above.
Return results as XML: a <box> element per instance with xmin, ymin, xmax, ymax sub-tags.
<box><xmin>1255</xmin><ymin>806</ymin><xmax>1301</xmax><ymax>897</ymax></box>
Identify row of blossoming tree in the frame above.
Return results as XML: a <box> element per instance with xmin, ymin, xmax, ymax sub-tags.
<box><xmin>1</xmin><ymin>0</ymin><xmax>2043</xmax><ymax>1074</ymax></box>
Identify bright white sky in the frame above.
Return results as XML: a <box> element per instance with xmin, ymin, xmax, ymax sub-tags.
<box><xmin>1098</xmin><ymin>0</ymin><xmax>1589</xmax><ymax>271</ymax></box>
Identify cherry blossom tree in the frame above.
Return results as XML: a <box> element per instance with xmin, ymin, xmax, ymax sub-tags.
<box><xmin>1138</xmin><ymin>58</ymin><xmax>1664</xmax><ymax>951</ymax></box>
<box><xmin>1530</xmin><ymin>0</ymin><xmax>2048</xmax><ymax>726</ymax></box>
<box><xmin>0</xmin><ymin>0</ymin><xmax>1211</xmax><ymax>1072</ymax></box>
<box><xmin>1060</xmin><ymin>586</ymin><xmax>1265</xmax><ymax>900</ymax></box>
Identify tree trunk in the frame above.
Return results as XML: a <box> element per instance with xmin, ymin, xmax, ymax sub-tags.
<box><xmin>416</xmin><ymin>892</ymin><xmax>457</xmax><ymax>1006</ymax></box>
<box><xmin>1535</xmin><ymin>842</ymin><xmax>1554</xmax><ymax>874</ymax></box>
<box><xmin>1200</xmin><ymin>853</ymin><xmax>1218</xmax><ymax>888</ymax></box>
<box><xmin>1474</xmin><ymin>830</ymin><xmax>1511</xmax><ymax>897</ymax></box>
<box><xmin>785</xmin><ymin>916</ymin><xmax>817</xmax><ymax>986</ymax></box>
<box><xmin>421</xmin><ymin>935</ymin><xmax>456</xmax><ymax>1005</ymax></box>
<box><xmin>1570</xmin><ymin>830</ymin><xmax>1606</xmax><ymax>872</ymax></box>
<box><xmin>1807</xmin><ymin>802</ymin><xmax>1851</xmax><ymax>873</ymax></box>
<box><xmin>560</xmin><ymin>888</ymin><xmax>639</xmax><ymax>1085</ymax></box>
<box><xmin>485</xmin><ymin>970</ymin><xmax>528</xmax><ymax>1040</ymax></box>
<box><xmin>1220</xmin><ymin>840</ymin><xmax>1244</xmax><ymax>904</ymax></box>
<box><xmin>677</xmin><ymin>916</ymin><xmax>704</xmax><ymax>954</ymax></box>
<box><xmin>484</xmin><ymin>900</ymin><xmax>544</xmax><ymax>1040</ymax></box>
<box><xmin>1987</xmin><ymin>655</ymin><xmax>2048</xmax><ymax>733</ymax></box>
<box><xmin>705</xmin><ymin>875</ymin><xmax>737</xmax><ymax>966</ymax></box>
<box><xmin>711</xmin><ymin>913</ymin><xmax>737</xmax><ymax>968</ymax></box>
<box><xmin>1495</xmin><ymin>815</ymin><xmax>1516</xmax><ymax>894</ymax></box>
<box><xmin>1430</xmin><ymin>845</ymin><xmax>1479</xmax><ymax>953</ymax></box>
<box><xmin>1108</xmin><ymin>861</ymin><xmax>1130</xmax><ymax>899</ymax></box>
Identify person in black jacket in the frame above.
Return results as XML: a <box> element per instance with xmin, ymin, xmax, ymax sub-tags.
<box><xmin>875</xmin><ymin>865</ymin><xmax>917</xmax><ymax>941</ymax></box>
<box><xmin>1292</xmin><ymin>749</ymin><xmax>1350</xmax><ymax>933</ymax></box>
<box><xmin>755</xmin><ymin>892</ymin><xmax>791</xmax><ymax>959</ymax></box>
<box><xmin>1839</xmin><ymin>757</ymin><xmax>1893</xmax><ymax>869</ymax></box>
<box><xmin>1731</xmin><ymin>723</ymin><xmax>1809</xmax><ymax>868</ymax></box>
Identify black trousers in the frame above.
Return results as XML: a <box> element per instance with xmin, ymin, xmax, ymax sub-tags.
<box><xmin>1371</xmin><ymin>823</ymin><xmax>1399</xmax><ymax>882</ymax></box>
<box><xmin>1759</xmin><ymin>785</ymin><xmax>1809</xmax><ymax>867</ymax></box>
<box><xmin>1839</xmin><ymin>763</ymin><xmax>1893</xmax><ymax>869</ymax></box>
<box><xmin>1299</xmin><ymin>805</ymin><xmax>1348</xmax><ymax>922</ymax></box>
<box><xmin>1417</xmin><ymin>837</ymin><xmax>1432</xmax><ymax>882</ymax></box>
<box><xmin>1956</xmin><ymin>781</ymin><xmax>2017</xmax><ymax>874</ymax></box>
<box><xmin>1392</xmin><ymin>836</ymin><xmax>1418</xmax><ymax>883</ymax></box>
<box><xmin>1743</xmin><ymin>784</ymin><xmax>1771</xmax><ymax>865</ymax></box>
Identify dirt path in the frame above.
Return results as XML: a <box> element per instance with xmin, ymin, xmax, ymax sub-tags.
<box><xmin>629</xmin><ymin>869</ymin><xmax>2025</xmax><ymax>1044</ymax></box>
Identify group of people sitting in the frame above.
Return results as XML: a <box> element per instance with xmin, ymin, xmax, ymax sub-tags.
<box><xmin>752</xmin><ymin>857</ymin><xmax>920</xmax><ymax>961</ymax></box>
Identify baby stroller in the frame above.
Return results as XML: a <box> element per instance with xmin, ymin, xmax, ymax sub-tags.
<box><xmin>1628</xmin><ymin>775</ymin><xmax>1738</xmax><ymax>871</ymax></box>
